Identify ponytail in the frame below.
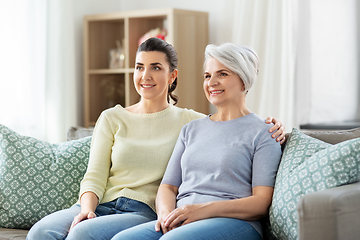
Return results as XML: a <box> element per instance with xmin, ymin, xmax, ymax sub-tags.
<box><xmin>167</xmin><ymin>78</ymin><xmax>178</xmax><ymax>105</ymax></box>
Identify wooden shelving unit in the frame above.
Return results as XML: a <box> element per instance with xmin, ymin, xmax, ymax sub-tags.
<box><xmin>83</xmin><ymin>8</ymin><xmax>209</xmax><ymax>127</ymax></box>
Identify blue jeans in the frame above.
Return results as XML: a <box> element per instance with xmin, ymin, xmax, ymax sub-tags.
<box><xmin>111</xmin><ymin>218</ymin><xmax>261</xmax><ymax>240</ymax></box>
<box><xmin>26</xmin><ymin>197</ymin><xmax>157</xmax><ymax>240</ymax></box>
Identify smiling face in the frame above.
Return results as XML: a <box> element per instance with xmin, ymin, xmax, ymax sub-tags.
<box><xmin>134</xmin><ymin>51</ymin><xmax>176</xmax><ymax>104</ymax></box>
<box><xmin>203</xmin><ymin>57</ymin><xmax>246</xmax><ymax>107</ymax></box>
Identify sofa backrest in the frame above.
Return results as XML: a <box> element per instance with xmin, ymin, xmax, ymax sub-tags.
<box><xmin>282</xmin><ymin>127</ymin><xmax>360</xmax><ymax>147</ymax></box>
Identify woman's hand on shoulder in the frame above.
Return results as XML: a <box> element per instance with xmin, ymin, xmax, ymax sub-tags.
<box><xmin>69</xmin><ymin>211</ymin><xmax>96</xmax><ymax>232</ymax></box>
<box><xmin>266</xmin><ymin>117</ymin><xmax>286</xmax><ymax>144</ymax></box>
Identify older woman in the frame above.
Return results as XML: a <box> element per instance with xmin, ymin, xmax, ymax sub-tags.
<box><xmin>111</xmin><ymin>43</ymin><xmax>282</xmax><ymax>240</ymax></box>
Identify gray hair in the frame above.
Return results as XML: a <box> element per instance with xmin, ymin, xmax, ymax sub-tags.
<box><xmin>204</xmin><ymin>43</ymin><xmax>260</xmax><ymax>92</ymax></box>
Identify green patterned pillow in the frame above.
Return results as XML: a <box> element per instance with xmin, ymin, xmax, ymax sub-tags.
<box><xmin>269</xmin><ymin>128</ymin><xmax>360</xmax><ymax>240</ymax></box>
<box><xmin>0</xmin><ymin>124</ymin><xmax>91</xmax><ymax>229</ymax></box>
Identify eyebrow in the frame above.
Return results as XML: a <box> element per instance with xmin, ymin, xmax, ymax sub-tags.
<box><xmin>204</xmin><ymin>69</ymin><xmax>231</xmax><ymax>75</ymax></box>
<box><xmin>151</xmin><ymin>62</ymin><xmax>163</xmax><ymax>66</ymax></box>
<box><xmin>135</xmin><ymin>62</ymin><xmax>163</xmax><ymax>66</ymax></box>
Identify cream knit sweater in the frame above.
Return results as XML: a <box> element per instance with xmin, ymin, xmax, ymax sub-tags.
<box><xmin>79</xmin><ymin>105</ymin><xmax>205</xmax><ymax>211</ymax></box>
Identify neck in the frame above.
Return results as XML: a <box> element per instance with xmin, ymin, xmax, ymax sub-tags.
<box><xmin>211</xmin><ymin>104</ymin><xmax>251</xmax><ymax>121</ymax></box>
<box><xmin>127</xmin><ymin>98</ymin><xmax>169</xmax><ymax>114</ymax></box>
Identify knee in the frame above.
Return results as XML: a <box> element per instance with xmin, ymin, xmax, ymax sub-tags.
<box><xmin>66</xmin><ymin>223</ymin><xmax>96</xmax><ymax>240</ymax></box>
<box><xmin>66</xmin><ymin>227</ymin><xmax>86</xmax><ymax>240</ymax></box>
<box><xmin>159</xmin><ymin>231</ymin><xmax>183</xmax><ymax>240</ymax></box>
<box><xmin>26</xmin><ymin>224</ymin><xmax>43</xmax><ymax>240</ymax></box>
<box><xmin>27</xmin><ymin>221</ymin><xmax>65</xmax><ymax>240</ymax></box>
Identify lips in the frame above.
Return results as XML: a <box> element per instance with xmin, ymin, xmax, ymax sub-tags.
<box><xmin>209</xmin><ymin>90</ymin><xmax>224</xmax><ymax>95</ymax></box>
<box><xmin>141</xmin><ymin>84</ymin><xmax>156</xmax><ymax>88</ymax></box>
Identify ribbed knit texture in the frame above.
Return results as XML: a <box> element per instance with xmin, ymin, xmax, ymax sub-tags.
<box><xmin>79</xmin><ymin>105</ymin><xmax>205</xmax><ymax>211</ymax></box>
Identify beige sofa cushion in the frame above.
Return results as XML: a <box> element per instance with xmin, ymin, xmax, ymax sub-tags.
<box><xmin>297</xmin><ymin>181</ymin><xmax>360</xmax><ymax>240</ymax></box>
<box><xmin>301</xmin><ymin>127</ymin><xmax>360</xmax><ymax>144</ymax></box>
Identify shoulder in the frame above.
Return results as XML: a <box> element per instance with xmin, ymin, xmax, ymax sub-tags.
<box><xmin>170</xmin><ymin>106</ymin><xmax>206</xmax><ymax>121</ymax></box>
<box><xmin>244</xmin><ymin>114</ymin><xmax>281</xmax><ymax>150</ymax></box>
<box><xmin>171</xmin><ymin>106</ymin><xmax>206</xmax><ymax>118</ymax></box>
<box><xmin>240</xmin><ymin>114</ymin><xmax>275</xmax><ymax>142</ymax></box>
<box><xmin>185</xmin><ymin>116</ymin><xmax>207</xmax><ymax>127</ymax></box>
<box><xmin>179</xmin><ymin>117</ymin><xmax>208</xmax><ymax>137</ymax></box>
<box><xmin>101</xmin><ymin>104</ymin><xmax>124</xmax><ymax>115</ymax></box>
<box><xmin>94</xmin><ymin>105</ymin><xmax>130</xmax><ymax>130</ymax></box>
<box><xmin>246</xmin><ymin>113</ymin><xmax>273</xmax><ymax>131</ymax></box>
<box><xmin>99</xmin><ymin>105</ymin><xmax>126</xmax><ymax>121</ymax></box>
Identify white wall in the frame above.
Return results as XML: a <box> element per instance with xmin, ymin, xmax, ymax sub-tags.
<box><xmin>296</xmin><ymin>0</ymin><xmax>360</xmax><ymax>126</ymax></box>
<box><xmin>310</xmin><ymin>0</ymin><xmax>358</xmax><ymax>123</ymax></box>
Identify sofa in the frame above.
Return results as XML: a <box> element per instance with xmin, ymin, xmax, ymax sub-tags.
<box><xmin>0</xmin><ymin>125</ymin><xmax>359</xmax><ymax>240</ymax></box>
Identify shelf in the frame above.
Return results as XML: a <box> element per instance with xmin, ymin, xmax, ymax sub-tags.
<box><xmin>88</xmin><ymin>74</ymin><xmax>126</xmax><ymax>121</ymax></box>
<box><xmin>128</xmin><ymin>16</ymin><xmax>167</xmax><ymax>68</ymax></box>
<box><xmin>83</xmin><ymin>8</ymin><xmax>209</xmax><ymax>127</ymax></box>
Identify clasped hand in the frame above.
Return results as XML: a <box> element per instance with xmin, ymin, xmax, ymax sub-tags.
<box><xmin>155</xmin><ymin>203</ymin><xmax>210</xmax><ymax>234</ymax></box>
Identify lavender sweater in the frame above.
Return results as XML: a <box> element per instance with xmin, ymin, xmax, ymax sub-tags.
<box><xmin>161</xmin><ymin>113</ymin><xmax>282</xmax><ymax>236</ymax></box>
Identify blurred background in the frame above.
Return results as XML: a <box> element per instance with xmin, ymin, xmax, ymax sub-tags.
<box><xmin>0</xmin><ymin>0</ymin><xmax>359</xmax><ymax>143</ymax></box>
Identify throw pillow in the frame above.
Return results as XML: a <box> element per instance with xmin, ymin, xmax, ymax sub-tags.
<box><xmin>268</xmin><ymin>128</ymin><xmax>360</xmax><ymax>240</ymax></box>
<box><xmin>0</xmin><ymin>124</ymin><xmax>91</xmax><ymax>229</ymax></box>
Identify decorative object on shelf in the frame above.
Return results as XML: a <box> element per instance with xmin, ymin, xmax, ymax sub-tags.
<box><xmin>109</xmin><ymin>39</ymin><xmax>125</xmax><ymax>69</ymax></box>
<box><xmin>138</xmin><ymin>28</ymin><xmax>167</xmax><ymax>46</ymax></box>
<box><xmin>100</xmin><ymin>76</ymin><xmax>125</xmax><ymax>107</ymax></box>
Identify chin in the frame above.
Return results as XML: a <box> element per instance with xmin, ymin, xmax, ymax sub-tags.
<box><xmin>209</xmin><ymin>101</ymin><xmax>221</xmax><ymax>107</ymax></box>
<box><xmin>208</xmin><ymin>96</ymin><xmax>220</xmax><ymax>105</ymax></box>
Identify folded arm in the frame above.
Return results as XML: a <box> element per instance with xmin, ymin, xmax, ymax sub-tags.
<box><xmin>163</xmin><ymin>186</ymin><xmax>274</xmax><ymax>229</ymax></box>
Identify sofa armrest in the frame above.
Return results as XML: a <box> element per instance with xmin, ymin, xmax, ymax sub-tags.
<box><xmin>297</xmin><ymin>181</ymin><xmax>360</xmax><ymax>240</ymax></box>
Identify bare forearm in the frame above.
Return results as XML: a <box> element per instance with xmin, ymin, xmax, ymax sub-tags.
<box><xmin>69</xmin><ymin>191</ymin><xmax>99</xmax><ymax>231</ymax></box>
<box><xmin>205</xmin><ymin>194</ymin><xmax>271</xmax><ymax>221</ymax></box>
<box><xmin>156</xmin><ymin>184</ymin><xmax>178</xmax><ymax>215</ymax></box>
<box><xmin>204</xmin><ymin>186</ymin><xmax>273</xmax><ymax>221</ymax></box>
<box><xmin>155</xmin><ymin>184</ymin><xmax>179</xmax><ymax>232</ymax></box>
<box><xmin>163</xmin><ymin>186</ymin><xmax>274</xmax><ymax>229</ymax></box>
<box><xmin>80</xmin><ymin>191</ymin><xmax>99</xmax><ymax>213</ymax></box>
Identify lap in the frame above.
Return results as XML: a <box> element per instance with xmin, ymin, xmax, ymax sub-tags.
<box><xmin>27</xmin><ymin>205</ymin><xmax>81</xmax><ymax>240</ymax></box>
<box><xmin>111</xmin><ymin>218</ymin><xmax>261</xmax><ymax>240</ymax></box>
<box><xmin>27</xmin><ymin>197</ymin><xmax>157</xmax><ymax>240</ymax></box>
<box><xmin>111</xmin><ymin>221</ymin><xmax>161</xmax><ymax>240</ymax></box>
<box><xmin>161</xmin><ymin>218</ymin><xmax>261</xmax><ymax>240</ymax></box>
<box><xmin>68</xmin><ymin>212</ymin><xmax>156</xmax><ymax>240</ymax></box>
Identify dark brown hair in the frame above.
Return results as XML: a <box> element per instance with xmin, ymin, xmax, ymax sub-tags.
<box><xmin>137</xmin><ymin>37</ymin><xmax>178</xmax><ymax>105</ymax></box>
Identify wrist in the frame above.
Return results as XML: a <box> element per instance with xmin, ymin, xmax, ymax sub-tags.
<box><xmin>80</xmin><ymin>205</ymin><xmax>96</xmax><ymax>213</ymax></box>
<box><xmin>200</xmin><ymin>202</ymin><xmax>217</xmax><ymax>217</ymax></box>
<box><xmin>158</xmin><ymin>209</ymin><xmax>170</xmax><ymax>216</ymax></box>
<box><xmin>81</xmin><ymin>209</ymin><xmax>94</xmax><ymax>214</ymax></box>
<box><xmin>157</xmin><ymin>208</ymin><xmax>172</xmax><ymax>218</ymax></box>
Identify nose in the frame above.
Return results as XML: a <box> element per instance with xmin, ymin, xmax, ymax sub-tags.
<box><xmin>207</xmin><ymin>75</ymin><xmax>219</xmax><ymax>87</ymax></box>
<box><xmin>142</xmin><ymin>68</ymin><xmax>152</xmax><ymax>81</ymax></box>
